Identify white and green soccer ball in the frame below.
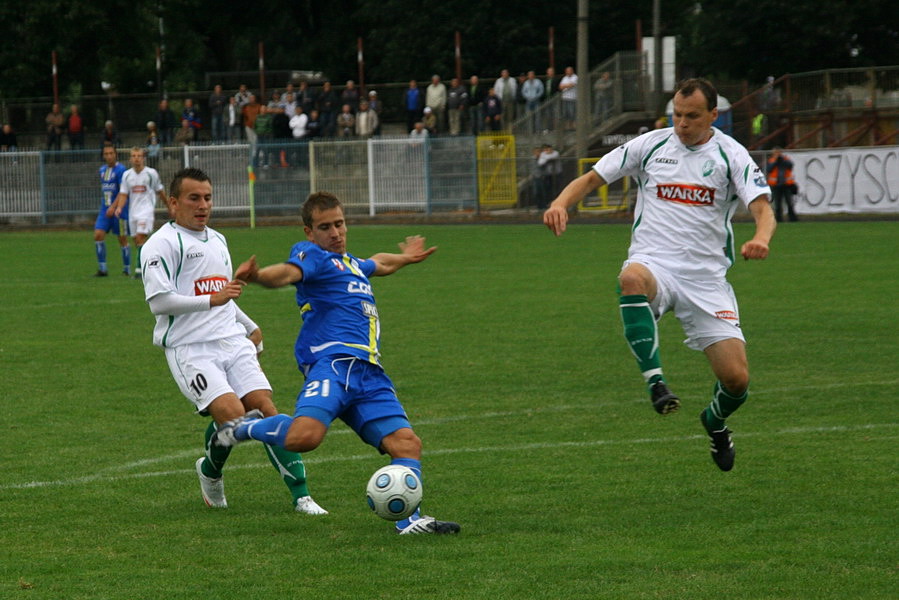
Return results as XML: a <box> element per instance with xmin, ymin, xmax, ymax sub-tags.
<box><xmin>365</xmin><ymin>464</ymin><xmax>422</xmax><ymax>521</ymax></box>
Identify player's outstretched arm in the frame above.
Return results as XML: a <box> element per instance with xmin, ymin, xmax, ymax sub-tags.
<box><xmin>741</xmin><ymin>196</ymin><xmax>776</xmax><ymax>260</ymax></box>
<box><xmin>543</xmin><ymin>170</ymin><xmax>605</xmax><ymax>236</ymax></box>
<box><xmin>236</xmin><ymin>255</ymin><xmax>303</xmax><ymax>288</ymax></box>
<box><xmin>370</xmin><ymin>235</ymin><xmax>437</xmax><ymax>276</ymax></box>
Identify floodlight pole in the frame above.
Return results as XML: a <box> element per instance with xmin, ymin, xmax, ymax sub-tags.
<box><xmin>258</xmin><ymin>42</ymin><xmax>265</xmax><ymax>100</ymax></box>
<box><xmin>653</xmin><ymin>0</ymin><xmax>663</xmax><ymax>114</ymax></box>
<box><xmin>575</xmin><ymin>0</ymin><xmax>589</xmax><ymax>160</ymax></box>
<box><xmin>51</xmin><ymin>51</ymin><xmax>59</xmax><ymax>106</ymax></box>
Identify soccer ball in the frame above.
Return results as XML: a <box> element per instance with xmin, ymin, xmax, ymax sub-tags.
<box><xmin>365</xmin><ymin>464</ymin><xmax>422</xmax><ymax>521</ymax></box>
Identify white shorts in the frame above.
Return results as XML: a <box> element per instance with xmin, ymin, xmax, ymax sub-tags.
<box><xmin>165</xmin><ymin>334</ymin><xmax>271</xmax><ymax>413</ymax></box>
<box><xmin>129</xmin><ymin>204</ymin><xmax>155</xmax><ymax>236</ymax></box>
<box><xmin>623</xmin><ymin>257</ymin><xmax>745</xmax><ymax>351</ymax></box>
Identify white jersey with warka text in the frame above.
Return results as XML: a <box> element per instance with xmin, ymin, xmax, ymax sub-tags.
<box><xmin>593</xmin><ymin>127</ymin><xmax>770</xmax><ymax>279</ymax></box>
<box><xmin>141</xmin><ymin>222</ymin><xmax>244</xmax><ymax>348</ymax></box>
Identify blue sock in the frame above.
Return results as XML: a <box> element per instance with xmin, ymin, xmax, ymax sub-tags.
<box><xmin>235</xmin><ymin>414</ymin><xmax>292</xmax><ymax>448</ymax></box>
<box><xmin>95</xmin><ymin>241</ymin><xmax>107</xmax><ymax>272</ymax></box>
<box><xmin>392</xmin><ymin>458</ymin><xmax>423</xmax><ymax>529</ymax></box>
<box><xmin>121</xmin><ymin>245</ymin><xmax>131</xmax><ymax>273</ymax></box>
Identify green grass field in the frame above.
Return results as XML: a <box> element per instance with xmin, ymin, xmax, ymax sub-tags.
<box><xmin>1</xmin><ymin>220</ymin><xmax>896</xmax><ymax>599</ymax></box>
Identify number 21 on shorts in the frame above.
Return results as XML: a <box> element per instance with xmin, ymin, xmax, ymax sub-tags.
<box><xmin>302</xmin><ymin>379</ymin><xmax>331</xmax><ymax>398</ymax></box>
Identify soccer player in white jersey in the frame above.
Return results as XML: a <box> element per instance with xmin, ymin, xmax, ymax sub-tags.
<box><xmin>113</xmin><ymin>147</ymin><xmax>166</xmax><ymax>279</ymax></box>
<box><xmin>139</xmin><ymin>167</ymin><xmax>326</xmax><ymax>514</ymax></box>
<box><xmin>544</xmin><ymin>78</ymin><xmax>776</xmax><ymax>471</ymax></box>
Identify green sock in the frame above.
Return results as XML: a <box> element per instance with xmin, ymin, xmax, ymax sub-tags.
<box><xmin>703</xmin><ymin>381</ymin><xmax>748</xmax><ymax>431</ymax></box>
<box><xmin>264</xmin><ymin>443</ymin><xmax>310</xmax><ymax>502</ymax></box>
<box><xmin>202</xmin><ymin>420</ymin><xmax>231</xmax><ymax>478</ymax></box>
<box><xmin>619</xmin><ymin>294</ymin><xmax>663</xmax><ymax>386</ymax></box>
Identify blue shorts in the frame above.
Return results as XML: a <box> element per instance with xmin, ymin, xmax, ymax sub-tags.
<box><xmin>297</xmin><ymin>356</ymin><xmax>411</xmax><ymax>451</ymax></box>
<box><xmin>94</xmin><ymin>210</ymin><xmax>130</xmax><ymax>236</ymax></box>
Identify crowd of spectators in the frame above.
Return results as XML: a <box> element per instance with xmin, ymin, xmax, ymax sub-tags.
<box><xmin>0</xmin><ymin>66</ymin><xmax>588</xmax><ymax>153</ymax></box>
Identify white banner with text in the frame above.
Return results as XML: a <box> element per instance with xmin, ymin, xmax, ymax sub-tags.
<box><xmin>790</xmin><ymin>146</ymin><xmax>899</xmax><ymax>214</ymax></box>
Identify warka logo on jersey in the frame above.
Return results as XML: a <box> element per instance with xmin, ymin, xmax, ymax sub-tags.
<box><xmin>656</xmin><ymin>183</ymin><xmax>716</xmax><ymax>206</ymax></box>
<box><xmin>194</xmin><ymin>276</ymin><xmax>229</xmax><ymax>295</ymax></box>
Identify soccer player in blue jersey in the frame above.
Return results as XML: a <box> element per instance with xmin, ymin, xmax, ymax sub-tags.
<box><xmin>93</xmin><ymin>143</ymin><xmax>130</xmax><ymax>276</ymax></box>
<box><xmin>216</xmin><ymin>191</ymin><xmax>460</xmax><ymax>535</ymax></box>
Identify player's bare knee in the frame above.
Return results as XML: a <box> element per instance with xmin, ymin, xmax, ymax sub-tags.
<box><xmin>721</xmin><ymin>369</ymin><xmax>749</xmax><ymax>396</ymax></box>
<box><xmin>381</xmin><ymin>428</ymin><xmax>421</xmax><ymax>459</ymax></box>
<box><xmin>284</xmin><ymin>419</ymin><xmax>325</xmax><ymax>453</ymax></box>
<box><xmin>618</xmin><ymin>265</ymin><xmax>653</xmax><ymax>297</ymax></box>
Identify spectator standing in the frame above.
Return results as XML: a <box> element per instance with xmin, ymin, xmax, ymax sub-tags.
<box><xmin>316</xmin><ymin>81</ymin><xmax>339</xmax><ymax>137</ymax></box>
<box><xmin>422</xmin><ymin>107</ymin><xmax>437</xmax><ymax>135</ymax></box>
<box><xmin>181</xmin><ymin>99</ymin><xmax>202</xmax><ymax>142</ymax></box>
<box><xmin>335</xmin><ymin>104</ymin><xmax>355</xmax><ymax>137</ymax></box>
<box><xmin>446</xmin><ymin>77</ymin><xmax>467</xmax><ymax>136</ymax></box>
<box><xmin>355</xmin><ymin>100</ymin><xmax>379</xmax><ymax>138</ymax></box>
<box><xmin>99</xmin><ymin>120</ymin><xmax>121</xmax><ymax>149</ymax></box>
<box><xmin>146</xmin><ymin>121</ymin><xmax>161</xmax><ymax>165</ymax></box>
<box><xmin>367</xmin><ymin>90</ymin><xmax>382</xmax><ymax>135</ymax></box>
<box><xmin>483</xmin><ymin>87</ymin><xmax>503</xmax><ymax>131</ymax></box>
<box><xmin>766</xmin><ymin>147</ymin><xmax>799</xmax><ymax>222</ymax></box>
<box><xmin>271</xmin><ymin>103</ymin><xmax>292</xmax><ymax>168</ymax></box>
<box><xmin>340</xmin><ymin>80</ymin><xmax>360</xmax><ymax>113</ymax></box>
<box><xmin>543</xmin><ymin>66</ymin><xmax>560</xmax><ymax>131</ymax></box>
<box><xmin>154</xmin><ymin>99</ymin><xmax>177</xmax><ymax>145</ymax></box>
<box><xmin>559</xmin><ymin>66</ymin><xmax>578</xmax><ymax>130</ymax></box>
<box><xmin>242</xmin><ymin>94</ymin><xmax>262</xmax><ymax>145</ymax></box>
<box><xmin>594</xmin><ymin>71</ymin><xmax>614</xmax><ymax>121</ymax></box>
<box><xmin>67</xmin><ymin>104</ymin><xmax>85</xmax><ymax>150</ymax></box>
<box><xmin>289</xmin><ymin>106</ymin><xmax>308</xmax><ymax>140</ymax></box>
<box><xmin>426</xmin><ymin>75</ymin><xmax>447</xmax><ymax>134</ymax></box>
<box><xmin>537</xmin><ymin>143</ymin><xmax>561</xmax><ymax>208</ymax></box>
<box><xmin>305</xmin><ymin>110</ymin><xmax>322</xmax><ymax>139</ymax></box>
<box><xmin>226</xmin><ymin>96</ymin><xmax>242</xmax><ymax>142</ymax></box>
<box><xmin>254</xmin><ymin>105</ymin><xmax>274</xmax><ymax>167</ymax></box>
<box><xmin>493</xmin><ymin>69</ymin><xmax>517</xmax><ymax>129</ymax></box>
<box><xmin>46</xmin><ymin>103</ymin><xmax>65</xmax><ymax>151</ymax></box>
<box><xmin>296</xmin><ymin>81</ymin><xmax>316</xmax><ymax>115</ymax></box>
<box><xmin>402</xmin><ymin>80</ymin><xmax>423</xmax><ymax>134</ymax></box>
<box><xmin>521</xmin><ymin>70</ymin><xmax>545</xmax><ymax>132</ymax></box>
<box><xmin>0</xmin><ymin>123</ymin><xmax>17</xmax><ymax>151</ymax></box>
<box><xmin>281</xmin><ymin>92</ymin><xmax>298</xmax><ymax>118</ymax></box>
<box><xmin>467</xmin><ymin>75</ymin><xmax>485</xmax><ymax>135</ymax></box>
<box><xmin>234</xmin><ymin>84</ymin><xmax>251</xmax><ymax>110</ymax></box>
<box><xmin>175</xmin><ymin>119</ymin><xmax>194</xmax><ymax>146</ymax></box>
<box><xmin>208</xmin><ymin>84</ymin><xmax>228</xmax><ymax>142</ymax></box>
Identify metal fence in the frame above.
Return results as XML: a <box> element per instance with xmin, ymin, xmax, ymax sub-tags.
<box><xmin>0</xmin><ymin>135</ymin><xmax>581</xmax><ymax>226</ymax></box>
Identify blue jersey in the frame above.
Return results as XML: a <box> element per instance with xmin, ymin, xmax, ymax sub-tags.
<box><xmin>288</xmin><ymin>241</ymin><xmax>380</xmax><ymax>369</ymax></box>
<box><xmin>99</xmin><ymin>162</ymin><xmax>127</xmax><ymax>217</ymax></box>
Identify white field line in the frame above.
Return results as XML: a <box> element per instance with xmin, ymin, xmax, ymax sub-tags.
<box><xmin>3</xmin><ymin>421</ymin><xmax>896</xmax><ymax>491</ymax></box>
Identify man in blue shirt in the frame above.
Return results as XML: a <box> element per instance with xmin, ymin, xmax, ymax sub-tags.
<box><xmin>93</xmin><ymin>143</ymin><xmax>130</xmax><ymax>276</ymax></box>
<box><xmin>216</xmin><ymin>192</ymin><xmax>460</xmax><ymax>535</ymax></box>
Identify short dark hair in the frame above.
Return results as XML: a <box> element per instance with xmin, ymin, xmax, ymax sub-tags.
<box><xmin>675</xmin><ymin>77</ymin><xmax>718</xmax><ymax>112</ymax></box>
<box><xmin>169</xmin><ymin>168</ymin><xmax>211</xmax><ymax>198</ymax></box>
<box><xmin>301</xmin><ymin>191</ymin><xmax>342</xmax><ymax>227</ymax></box>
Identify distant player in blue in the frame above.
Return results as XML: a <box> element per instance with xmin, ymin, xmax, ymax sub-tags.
<box><xmin>93</xmin><ymin>143</ymin><xmax>130</xmax><ymax>276</ymax></box>
<box><xmin>215</xmin><ymin>191</ymin><xmax>460</xmax><ymax>535</ymax></box>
